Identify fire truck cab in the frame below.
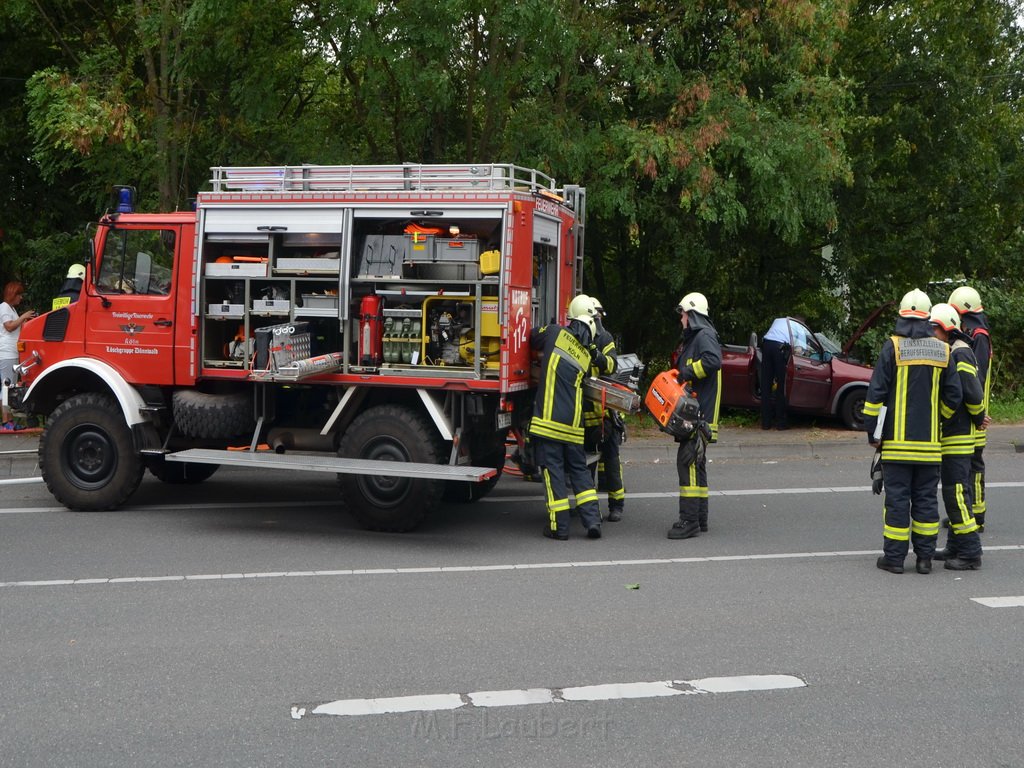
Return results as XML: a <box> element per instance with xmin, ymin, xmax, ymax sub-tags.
<box><xmin>15</xmin><ymin>164</ymin><xmax>586</xmax><ymax>531</ymax></box>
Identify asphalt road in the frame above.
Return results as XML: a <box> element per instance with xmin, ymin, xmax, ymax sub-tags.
<box><xmin>1</xmin><ymin>431</ymin><xmax>1022</xmax><ymax>767</ymax></box>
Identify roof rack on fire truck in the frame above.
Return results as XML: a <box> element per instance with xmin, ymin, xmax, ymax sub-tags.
<box><xmin>209</xmin><ymin>163</ymin><xmax>566</xmax><ymax>197</ymax></box>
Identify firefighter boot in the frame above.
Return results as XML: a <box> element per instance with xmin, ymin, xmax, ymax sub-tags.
<box><xmin>933</xmin><ymin>537</ymin><xmax>958</xmax><ymax>561</ymax></box>
<box><xmin>607</xmin><ymin>506</ymin><xmax>623</xmax><ymax>523</ymax></box>
<box><xmin>944</xmin><ymin>556</ymin><xmax>982</xmax><ymax>571</ymax></box>
<box><xmin>915</xmin><ymin>557</ymin><xmax>932</xmax><ymax>575</ymax></box>
<box><xmin>667</xmin><ymin>520</ymin><xmax>700</xmax><ymax>540</ymax></box>
<box><xmin>876</xmin><ymin>556</ymin><xmax>904</xmax><ymax>574</ymax></box>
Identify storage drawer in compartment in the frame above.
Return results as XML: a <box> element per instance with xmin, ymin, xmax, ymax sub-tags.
<box><xmin>275</xmin><ymin>256</ymin><xmax>340</xmax><ymax>274</ymax></box>
<box><xmin>206</xmin><ymin>261</ymin><xmax>268</xmax><ymax>277</ymax></box>
<box><xmin>251</xmin><ymin>299</ymin><xmax>290</xmax><ymax>314</ymax></box>
<box><xmin>300</xmin><ymin>293</ymin><xmax>339</xmax><ymax>309</ymax></box>
<box><xmin>207</xmin><ymin>303</ymin><xmax>244</xmax><ymax>318</ymax></box>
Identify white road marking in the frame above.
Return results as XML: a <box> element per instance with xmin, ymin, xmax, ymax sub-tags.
<box><xmin>2</xmin><ymin>545</ymin><xmax>1022</xmax><ymax>590</ymax></box>
<box><xmin>483</xmin><ymin>481</ymin><xmax>1024</xmax><ymax>502</ymax></box>
<box><xmin>971</xmin><ymin>596</ymin><xmax>1024</xmax><ymax>608</ymax></box>
<box><xmin>0</xmin><ymin>477</ymin><xmax>44</xmax><ymax>487</ymax></box>
<box><xmin>301</xmin><ymin>674</ymin><xmax>806</xmax><ymax>719</ymax></box>
<box><xmin>1</xmin><ymin>480</ymin><xmax>1021</xmax><ymax>510</ymax></box>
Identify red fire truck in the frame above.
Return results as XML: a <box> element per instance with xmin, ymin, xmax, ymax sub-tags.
<box><xmin>13</xmin><ymin>164</ymin><xmax>587</xmax><ymax>531</ymax></box>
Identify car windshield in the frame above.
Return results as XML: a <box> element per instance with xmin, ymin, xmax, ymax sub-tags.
<box><xmin>814</xmin><ymin>332</ymin><xmax>843</xmax><ymax>355</ymax></box>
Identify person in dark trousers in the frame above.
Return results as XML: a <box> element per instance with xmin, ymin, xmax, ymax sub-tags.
<box><xmin>529</xmin><ymin>309</ymin><xmax>609</xmax><ymax>540</ymax></box>
<box><xmin>667</xmin><ymin>292</ymin><xmax>721</xmax><ymax>539</ymax></box>
<box><xmin>573</xmin><ymin>295</ymin><xmax>626</xmax><ymax>522</ymax></box>
<box><xmin>760</xmin><ymin>317</ymin><xmax>791</xmax><ymax>429</ymax></box>
<box><xmin>948</xmin><ymin>286</ymin><xmax>993</xmax><ymax>532</ymax></box>
<box><xmin>928</xmin><ymin>303</ymin><xmax>987</xmax><ymax>570</ymax></box>
<box><xmin>865</xmin><ymin>289</ymin><xmax>961</xmax><ymax>575</ymax></box>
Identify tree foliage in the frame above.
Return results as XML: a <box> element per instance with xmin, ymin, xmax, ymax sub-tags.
<box><xmin>1</xmin><ymin>0</ymin><xmax>1022</xmax><ymax>392</ymax></box>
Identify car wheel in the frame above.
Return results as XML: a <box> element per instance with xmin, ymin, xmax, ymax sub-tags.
<box><xmin>840</xmin><ymin>390</ymin><xmax>866</xmax><ymax>431</ymax></box>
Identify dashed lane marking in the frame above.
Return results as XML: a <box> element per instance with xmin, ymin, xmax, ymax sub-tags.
<box><xmin>294</xmin><ymin>674</ymin><xmax>807</xmax><ymax>719</ymax></box>
<box><xmin>971</xmin><ymin>596</ymin><xmax>1024</xmax><ymax>608</ymax></box>
<box><xmin>2</xmin><ymin>545</ymin><xmax>1022</xmax><ymax>589</ymax></box>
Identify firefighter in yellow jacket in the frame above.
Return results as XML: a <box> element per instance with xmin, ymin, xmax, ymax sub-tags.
<box><xmin>865</xmin><ymin>289</ymin><xmax>962</xmax><ymax>575</ymax></box>
<box><xmin>529</xmin><ymin>309</ymin><xmax>609</xmax><ymax>540</ymax></box>
<box><xmin>948</xmin><ymin>286</ymin><xmax>993</xmax><ymax>531</ymax></box>
<box><xmin>570</xmin><ymin>295</ymin><xmax>625</xmax><ymax>521</ymax></box>
<box><xmin>929</xmin><ymin>303</ymin><xmax>987</xmax><ymax>570</ymax></box>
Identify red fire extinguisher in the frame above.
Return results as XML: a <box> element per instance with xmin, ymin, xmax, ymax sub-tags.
<box><xmin>359</xmin><ymin>294</ymin><xmax>384</xmax><ymax>366</ymax></box>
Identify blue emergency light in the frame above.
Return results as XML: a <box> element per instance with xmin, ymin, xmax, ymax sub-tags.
<box><xmin>114</xmin><ymin>186</ymin><xmax>135</xmax><ymax>213</ymax></box>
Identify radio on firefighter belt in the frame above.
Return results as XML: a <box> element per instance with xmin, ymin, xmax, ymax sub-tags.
<box><xmin>644</xmin><ymin>369</ymin><xmax>709</xmax><ymax>442</ymax></box>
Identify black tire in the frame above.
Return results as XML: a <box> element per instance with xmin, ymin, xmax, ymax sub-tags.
<box><xmin>39</xmin><ymin>392</ymin><xmax>144</xmax><ymax>510</ymax></box>
<box><xmin>443</xmin><ymin>444</ymin><xmax>506</xmax><ymax>503</ymax></box>
<box><xmin>172</xmin><ymin>389</ymin><xmax>254</xmax><ymax>439</ymax></box>
<box><xmin>336</xmin><ymin>404</ymin><xmax>445</xmax><ymax>532</ymax></box>
<box><xmin>840</xmin><ymin>389</ymin><xmax>866</xmax><ymax>431</ymax></box>
<box><xmin>145</xmin><ymin>457</ymin><xmax>220</xmax><ymax>484</ymax></box>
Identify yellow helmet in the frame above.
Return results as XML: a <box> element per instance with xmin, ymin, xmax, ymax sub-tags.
<box><xmin>929</xmin><ymin>302</ymin><xmax>960</xmax><ymax>332</ymax></box>
<box><xmin>568</xmin><ymin>294</ymin><xmax>595</xmax><ymax>318</ymax></box>
<box><xmin>676</xmin><ymin>292</ymin><xmax>709</xmax><ymax>316</ymax></box>
<box><xmin>898</xmin><ymin>288</ymin><xmax>931</xmax><ymax>319</ymax></box>
<box><xmin>948</xmin><ymin>286</ymin><xmax>983</xmax><ymax>313</ymax></box>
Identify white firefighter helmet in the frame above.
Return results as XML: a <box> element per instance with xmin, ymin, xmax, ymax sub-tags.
<box><xmin>898</xmin><ymin>288</ymin><xmax>931</xmax><ymax>319</ymax></box>
<box><xmin>569</xmin><ymin>311</ymin><xmax>596</xmax><ymax>340</ymax></box>
<box><xmin>66</xmin><ymin>263</ymin><xmax>86</xmax><ymax>280</ymax></box>
<box><xmin>568</xmin><ymin>294</ymin><xmax>597</xmax><ymax>318</ymax></box>
<box><xmin>929</xmin><ymin>302</ymin><xmax>961</xmax><ymax>332</ymax></box>
<box><xmin>948</xmin><ymin>285</ymin><xmax>983</xmax><ymax>313</ymax></box>
<box><xmin>590</xmin><ymin>296</ymin><xmax>606</xmax><ymax>317</ymax></box>
<box><xmin>677</xmin><ymin>292</ymin><xmax>709</xmax><ymax>316</ymax></box>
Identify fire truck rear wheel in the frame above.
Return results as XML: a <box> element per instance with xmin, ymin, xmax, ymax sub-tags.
<box><xmin>40</xmin><ymin>392</ymin><xmax>145</xmax><ymax>510</ymax></box>
<box><xmin>145</xmin><ymin>457</ymin><xmax>220</xmax><ymax>485</ymax></box>
<box><xmin>172</xmin><ymin>390</ymin><xmax>255</xmax><ymax>439</ymax></box>
<box><xmin>336</xmin><ymin>405</ymin><xmax>444</xmax><ymax>532</ymax></box>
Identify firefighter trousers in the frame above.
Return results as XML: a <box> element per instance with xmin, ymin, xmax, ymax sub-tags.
<box><xmin>533</xmin><ymin>436</ymin><xmax>601</xmax><ymax>537</ymax></box>
<box><xmin>597</xmin><ymin>418</ymin><xmax>624</xmax><ymax>512</ymax></box>
<box><xmin>939</xmin><ymin>454</ymin><xmax>982</xmax><ymax>559</ymax></box>
<box><xmin>676</xmin><ymin>438</ymin><xmax>708</xmax><ymax>525</ymax></box>
<box><xmin>881</xmin><ymin>462</ymin><xmax>940</xmax><ymax>562</ymax></box>
<box><xmin>971</xmin><ymin>447</ymin><xmax>987</xmax><ymax>527</ymax></box>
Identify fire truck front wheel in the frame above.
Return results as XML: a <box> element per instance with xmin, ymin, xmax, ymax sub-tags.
<box><xmin>40</xmin><ymin>393</ymin><xmax>145</xmax><ymax>510</ymax></box>
<box><xmin>337</xmin><ymin>404</ymin><xmax>445</xmax><ymax>532</ymax></box>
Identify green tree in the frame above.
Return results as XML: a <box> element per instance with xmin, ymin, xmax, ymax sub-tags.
<box><xmin>834</xmin><ymin>0</ymin><xmax>1024</xmax><ymax>366</ymax></box>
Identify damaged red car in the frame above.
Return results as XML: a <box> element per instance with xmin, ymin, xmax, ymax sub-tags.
<box><xmin>720</xmin><ymin>317</ymin><xmax>874</xmax><ymax>430</ymax></box>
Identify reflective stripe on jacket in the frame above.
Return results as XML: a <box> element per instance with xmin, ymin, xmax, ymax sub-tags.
<box><xmin>864</xmin><ymin>332</ymin><xmax>961</xmax><ymax>464</ymax></box>
<box><xmin>529</xmin><ymin>324</ymin><xmax>593</xmax><ymax>444</ymax></box>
